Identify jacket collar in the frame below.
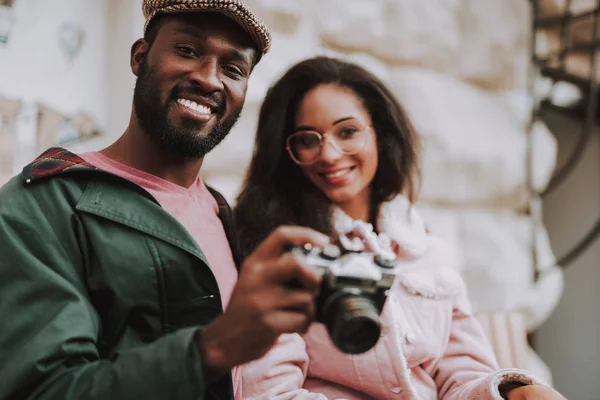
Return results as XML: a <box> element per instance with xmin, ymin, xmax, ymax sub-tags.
<box><xmin>332</xmin><ymin>194</ymin><xmax>429</xmax><ymax>259</ymax></box>
<box><xmin>22</xmin><ymin>147</ymin><xmax>242</xmax><ymax>268</ymax></box>
<box><xmin>22</xmin><ymin>147</ymin><xmax>98</xmax><ymax>183</ymax></box>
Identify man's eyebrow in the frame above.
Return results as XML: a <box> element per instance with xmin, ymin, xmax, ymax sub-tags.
<box><xmin>174</xmin><ymin>27</ymin><xmax>252</xmax><ymax>66</ymax></box>
<box><xmin>227</xmin><ymin>49</ymin><xmax>251</xmax><ymax>66</ymax></box>
<box><xmin>175</xmin><ymin>27</ymin><xmax>208</xmax><ymax>41</ymax></box>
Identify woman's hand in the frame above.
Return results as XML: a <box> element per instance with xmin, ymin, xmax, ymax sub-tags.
<box><xmin>506</xmin><ymin>384</ymin><xmax>567</xmax><ymax>399</ymax></box>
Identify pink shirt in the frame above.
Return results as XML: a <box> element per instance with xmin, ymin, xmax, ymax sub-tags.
<box><xmin>80</xmin><ymin>152</ymin><xmax>242</xmax><ymax>396</ymax></box>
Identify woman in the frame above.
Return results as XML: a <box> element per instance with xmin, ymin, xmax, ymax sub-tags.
<box><xmin>235</xmin><ymin>57</ymin><xmax>564</xmax><ymax>400</ymax></box>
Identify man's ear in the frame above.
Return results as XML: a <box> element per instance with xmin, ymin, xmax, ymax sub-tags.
<box><xmin>131</xmin><ymin>39</ymin><xmax>149</xmax><ymax>77</ymax></box>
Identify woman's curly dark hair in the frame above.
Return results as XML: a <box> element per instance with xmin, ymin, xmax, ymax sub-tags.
<box><xmin>235</xmin><ymin>56</ymin><xmax>421</xmax><ymax>259</ymax></box>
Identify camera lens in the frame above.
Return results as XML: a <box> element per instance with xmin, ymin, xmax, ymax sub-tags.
<box><xmin>322</xmin><ymin>293</ymin><xmax>381</xmax><ymax>354</ymax></box>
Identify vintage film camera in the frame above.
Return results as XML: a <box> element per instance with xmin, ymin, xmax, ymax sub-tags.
<box><xmin>286</xmin><ymin>239</ymin><xmax>398</xmax><ymax>354</ymax></box>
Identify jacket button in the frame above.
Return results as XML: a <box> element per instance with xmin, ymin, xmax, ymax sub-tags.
<box><xmin>391</xmin><ymin>387</ymin><xmax>402</xmax><ymax>394</ymax></box>
<box><xmin>405</xmin><ymin>332</ymin><xmax>416</xmax><ymax>344</ymax></box>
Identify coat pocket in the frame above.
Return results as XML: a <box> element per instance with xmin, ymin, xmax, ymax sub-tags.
<box><xmin>147</xmin><ymin>238</ymin><xmax>223</xmax><ymax>331</ymax></box>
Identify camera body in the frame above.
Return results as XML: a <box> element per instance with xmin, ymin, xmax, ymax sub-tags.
<box><xmin>287</xmin><ymin>242</ymin><xmax>398</xmax><ymax>354</ymax></box>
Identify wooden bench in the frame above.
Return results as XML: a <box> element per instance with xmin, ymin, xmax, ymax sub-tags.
<box><xmin>475</xmin><ymin>312</ymin><xmax>530</xmax><ymax>370</ymax></box>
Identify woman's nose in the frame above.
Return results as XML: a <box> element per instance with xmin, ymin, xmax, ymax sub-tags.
<box><xmin>318</xmin><ymin>136</ymin><xmax>343</xmax><ymax>163</ymax></box>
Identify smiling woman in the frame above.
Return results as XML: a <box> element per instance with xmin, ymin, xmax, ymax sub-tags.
<box><xmin>234</xmin><ymin>56</ymin><xmax>566</xmax><ymax>400</ymax></box>
<box><xmin>235</xmin><ymin>56</ymin><xmax>421</xmax><ymax>256</ymax></box>
<box><xmin>290</xmin><ymin>84</ymin><xmax>379</xmax><ymax>221</ymax></box>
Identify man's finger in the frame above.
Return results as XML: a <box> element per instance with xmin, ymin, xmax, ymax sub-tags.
<box><xmin>272</xmin><ymin>288</ymin><xmax>316</xmax><ymax>319</ymax></box>
<box><xmin>263</xmin><ymin>310</ymin><xmax>312</xmax><ymax>335</ymax></box>
<box><xmin>263</xmin><ymin>253</ymin><xmax>322</xmax><ymax>293</ymax></box>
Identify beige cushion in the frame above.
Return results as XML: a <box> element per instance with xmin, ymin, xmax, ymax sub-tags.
<box><xmin>476</xmin><ymin>312</ymin><xmax>530</xmax><ymax>370</ymax></box>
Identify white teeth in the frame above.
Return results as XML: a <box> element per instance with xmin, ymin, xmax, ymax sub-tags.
<box><xmin>324</xmin><ymin>168</ymin><xmax>351</xmax><ymax>179</ymax></box>
<box><xmin>177</xmin><ymin>98</ymin><xmax>212</xmax><ymax>115</ymax></box>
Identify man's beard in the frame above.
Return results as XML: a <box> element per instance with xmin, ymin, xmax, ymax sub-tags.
<box><xmin>133</xmin><ymin>60</ymin><xmax>242</xmax><ymax>161</ymax></box>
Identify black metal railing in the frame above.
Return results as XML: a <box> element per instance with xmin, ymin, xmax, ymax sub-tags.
<box><xmin>529</xmin><ymin>0</ymin><xmax>600</xmax><ymax>269</ymax></box>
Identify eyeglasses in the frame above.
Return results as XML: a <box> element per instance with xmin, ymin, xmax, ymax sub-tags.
<box><xmin>286</xmin><ymin>121</ymin><xmax>371</xmax><ymax>165</ymax></box>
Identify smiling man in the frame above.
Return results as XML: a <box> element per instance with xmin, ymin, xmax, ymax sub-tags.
<box><xmin>0</xmin><ymin>1</ymin><xmax>331</xmax><ymax>399</ymax></box>
<box><xmin>120</xmin><ymin>9</ymin><xmax>258</xmax><ymax>171</ymax></box>
<box><xmin>104</xmin><ymin>7</ymin><xmax>259</xmax><ymax>181</ymax></box>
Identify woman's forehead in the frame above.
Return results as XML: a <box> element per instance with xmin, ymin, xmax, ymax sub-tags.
<box><xmin>296</xmin><ymin>84</ymin><xmax>369</xmax><ymax>126</ymax></box>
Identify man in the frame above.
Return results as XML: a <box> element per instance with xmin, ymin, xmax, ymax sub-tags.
<box><xmin>0</xmin><ymin>1</ymin><xmax>328</xmax><ymax>399</ymax></box>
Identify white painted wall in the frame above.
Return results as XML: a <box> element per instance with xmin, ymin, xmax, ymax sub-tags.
<box><xmin>101</xmin><ymin>0</ymin><xmax>144</xmax><ymax>147</ymax></box>
<box><xmin>536</xmin><ymin>110</ymin><xmax>600</xmax><ymax>400</ymax></box>
<box><xmin>0</xmin><ymin>0</ymin><xmax>108</xmax><ymax>126</ymax></box>
<box><xmin>0</xmin><ymin>0</ymin><xmax>110</xmax><ymax>169</ymax></box>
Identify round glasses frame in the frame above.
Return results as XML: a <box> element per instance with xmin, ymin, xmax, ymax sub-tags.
<box><xmin>285</xmin><ymin>124</ymin><xmax>372</xmax><ymax>166</ymax></box>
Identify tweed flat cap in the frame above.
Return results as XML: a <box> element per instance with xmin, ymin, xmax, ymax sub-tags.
<box><xmin>143</xmin><ymin>0</ymin><xmax>271</xmax><ymax>55</ymax></box>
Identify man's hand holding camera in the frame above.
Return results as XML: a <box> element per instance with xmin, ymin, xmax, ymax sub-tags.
<box><xmin>197</xmin><ymin>226</ymin><xmax>330</xmax><ymax>383</ymax></box>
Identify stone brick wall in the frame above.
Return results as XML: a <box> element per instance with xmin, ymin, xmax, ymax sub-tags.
<box><xmin>201</xmin><ymin>0</ymin><xmax>566</xmax><ymax>379</ymax></box>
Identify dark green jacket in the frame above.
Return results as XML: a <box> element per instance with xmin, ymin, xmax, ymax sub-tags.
<box><xmin>0</xmin><ymin>148</ymin><xmax>241</xmax><ymax>400</ymax></box>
